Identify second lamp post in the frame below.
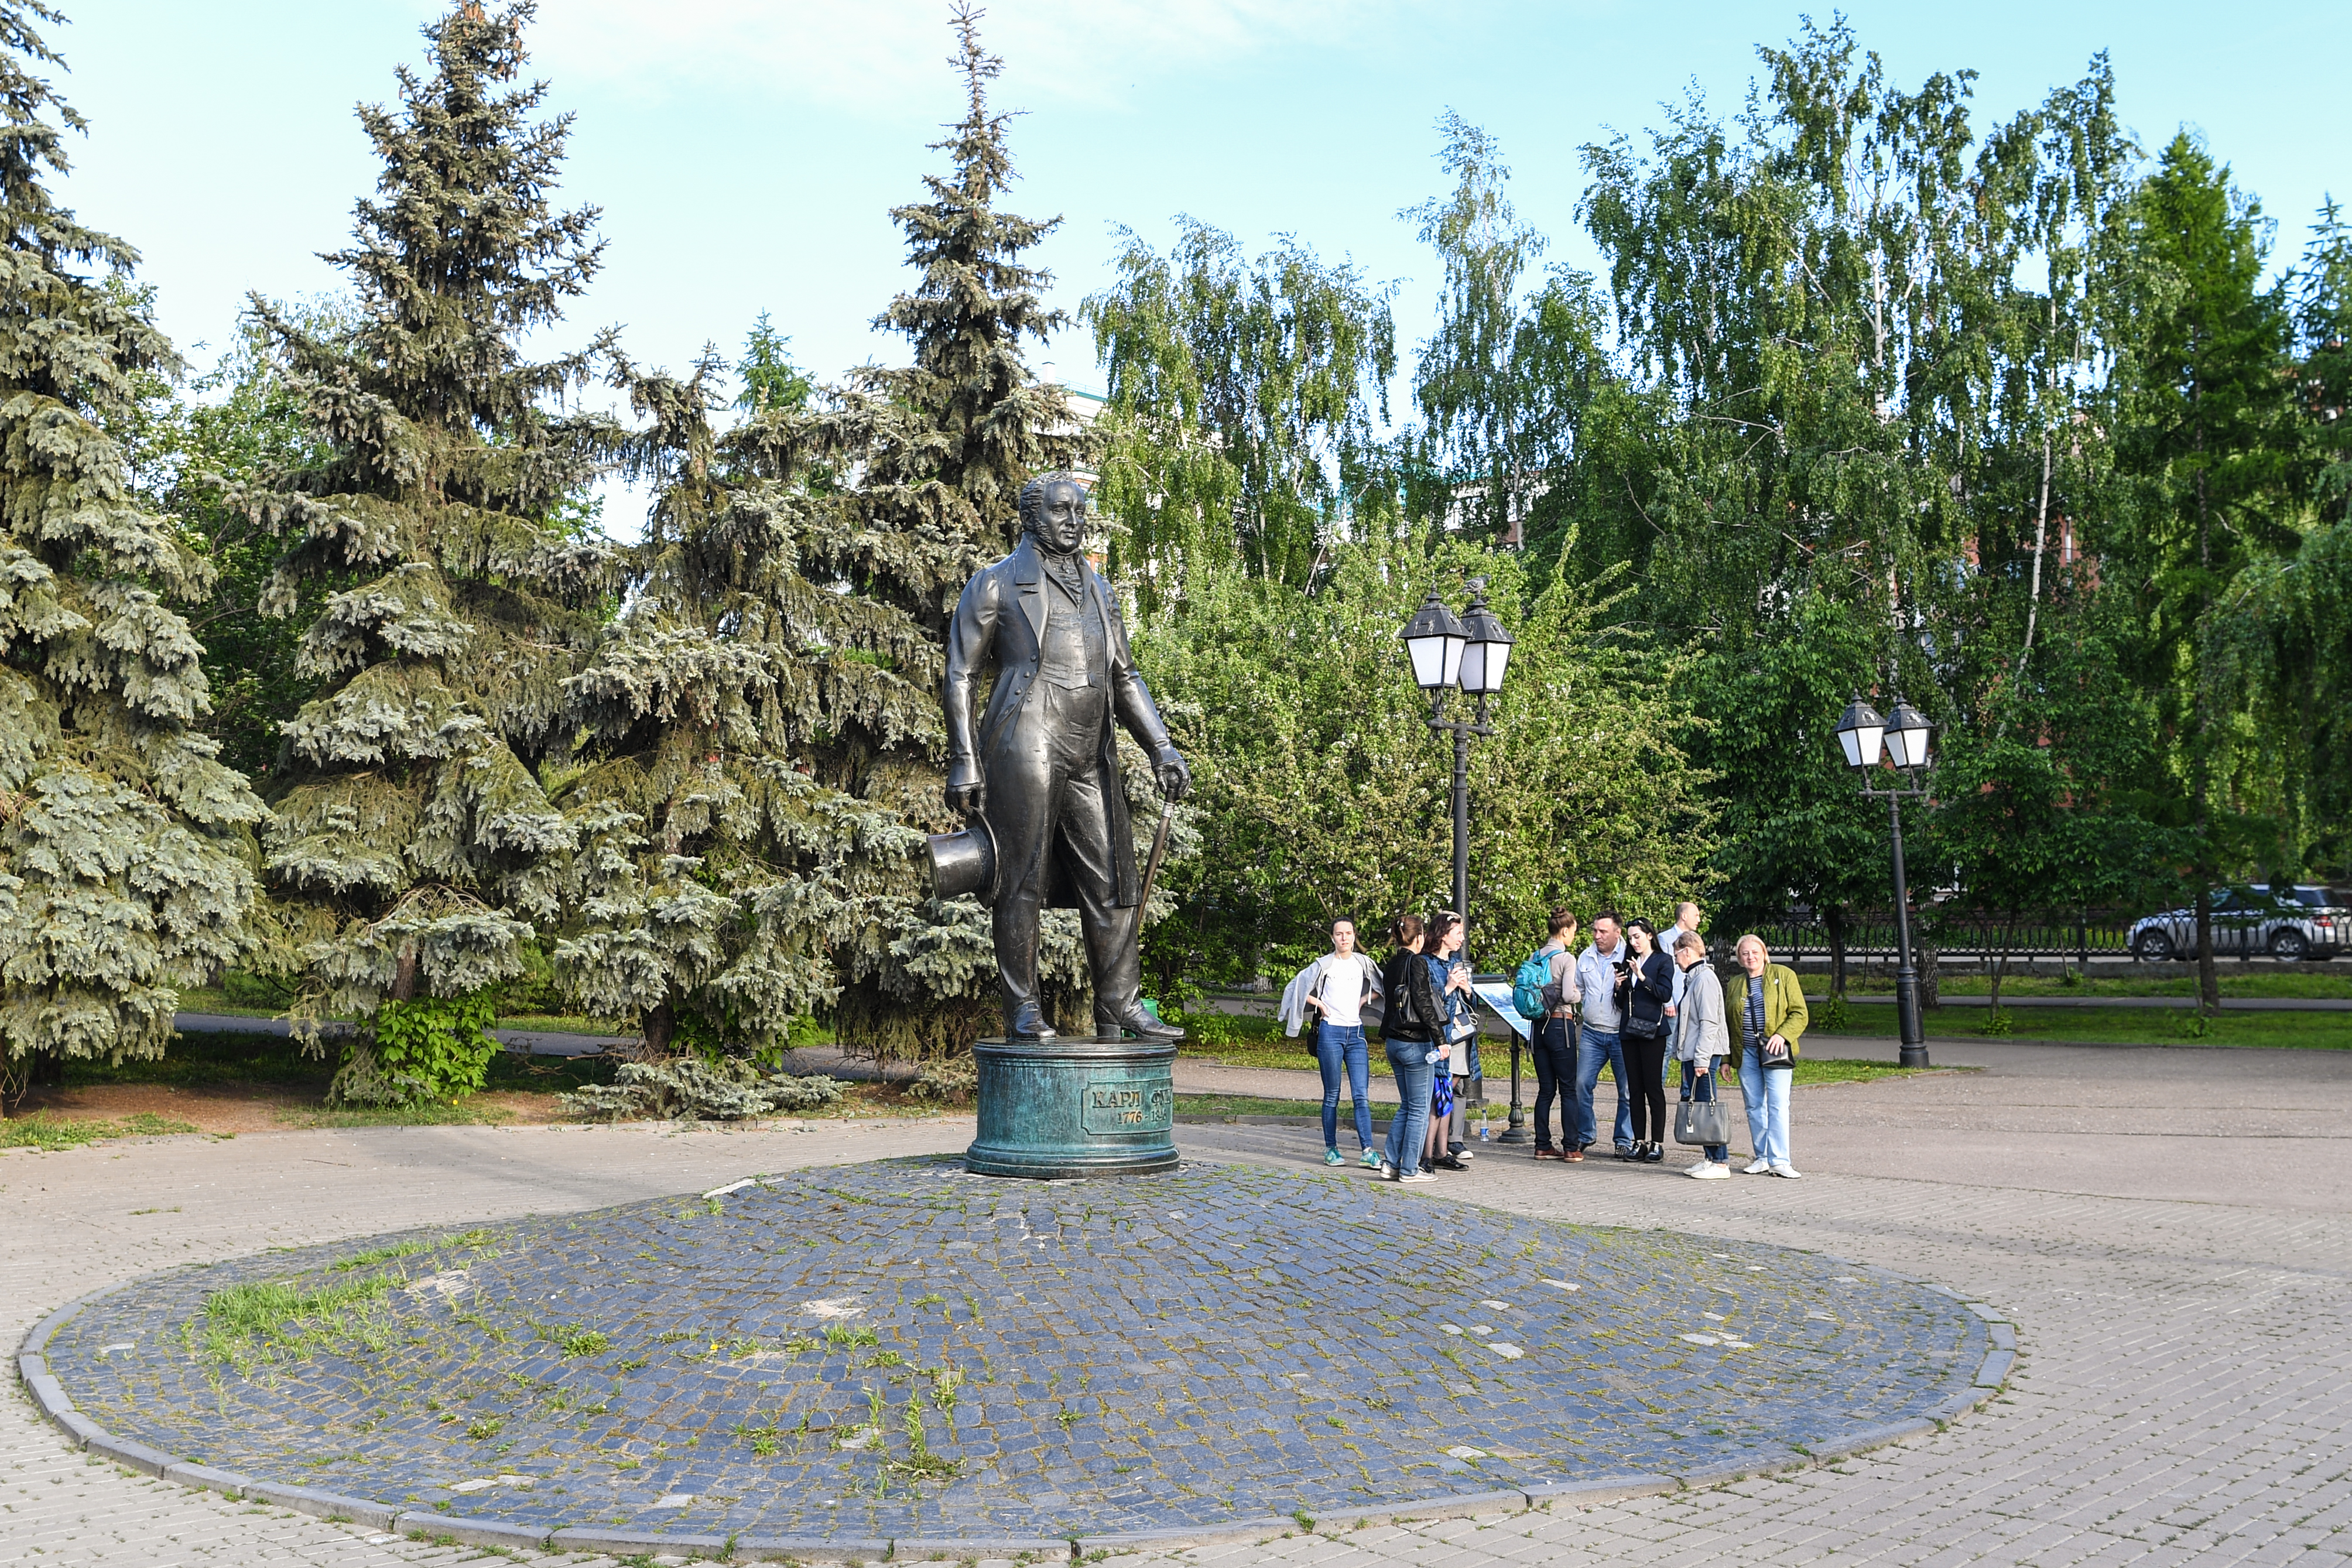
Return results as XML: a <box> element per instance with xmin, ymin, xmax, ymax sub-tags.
<box><xmin>1834</xmin><ymin>696</ymin><xmax>1935</xmax><ymax>1069</ymax></box>
<box><xmin>1401</xmin><ymin>577</ymin><xmax>1518</xmax><ymax>1136</ymax></box>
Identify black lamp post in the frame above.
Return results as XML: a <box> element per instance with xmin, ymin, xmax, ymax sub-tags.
<box><xmin>1835</xmin><ymin>695</ymin><xmax>1935</xmax><ymax>1069</ymax></box>
<box><xmin>1401</xmin><ymin>578</ymin><xmax>1520</xmax><ymax>1139</ymax></box>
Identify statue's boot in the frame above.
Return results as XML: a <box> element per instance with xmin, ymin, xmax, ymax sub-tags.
<box><xmin>995</xmin><ymin>892</ymin><xmax>1056</xmax><ymax>1040</ymax></box>
<box><xmin>1097</xmin><ymin>1001</ymin><xmax>1183</xmax><ymax>1042</ymax></box>
<box><xmin>1081</xmin><ymin>897</ymin><xmax>1179</xmax><ymax>1040</ymax></box>
<box><xmin>1007</xmin><ymin>1001</ymin><xmax>1057</xmax><ymax>1042</ymax></box>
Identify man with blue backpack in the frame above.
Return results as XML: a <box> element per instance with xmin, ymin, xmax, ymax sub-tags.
<box><xmin>1512</xmin><ymin>909</ymin><xmax>1581</xmax><ymax>1160</ymax></box>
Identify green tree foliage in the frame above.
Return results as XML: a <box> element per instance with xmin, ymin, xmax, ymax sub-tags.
<box><xmin>2222</xmin><ymin>200</ymin><xmax>2352</xmax><ymax>875</ymax></box>
<box><xmin>777</xmin><ymin>4</ymin><xmax>1103</xmax><ymax>1056</ymax></box>
<box><xmin>1686</xmin><ymin>595</ymin><xmax>1887</xmax><ymax>991</ymax></box>
<box><xmin>1404</xmin><ymin>113</ymin><xmax>1562</xmax><ymax>547</ymax></box>
<box><xmin>1922</xmin><ymin>603</ymin><xmax>2175</xmax><ymax>1006</ymax></box>
<box><xmin>237</xmin><ymin>2</ymin><xmax>623</xmax><ymax>1101</ymax></box>
<box><xmin>1132</xmin><ymin>537</ymin><xmax>1707</xmax><ymax>988</ymax></box>
<box><xmin>553</xmin><ymin>343</ymin><xmax>929</xmax><ymax>1059</ymax></box>
<box><xmin>108</xmin><ymin>299</ymin><xmax>350</xmax><ymax>784</ymax></box>
<box><xmin>0</xmin><ymin>2</ymin><xmax>265</xmax><ymax>1108</ymax></box>
<box><xmin>1081</xmin><ymin>220</ymin><xmax>1398</xmax><ymax>605</ymax></box>
<box><xmin>2102</xmin><ymin>131</ymin><xmax>2296</xmax><ymax>1005</ymax></box>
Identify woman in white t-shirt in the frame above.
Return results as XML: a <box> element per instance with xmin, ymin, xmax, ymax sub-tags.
<box><xmin>1303</xmin><ymin>919</ymin><xmax>1382</xmax><ymax>1169</ymax></box>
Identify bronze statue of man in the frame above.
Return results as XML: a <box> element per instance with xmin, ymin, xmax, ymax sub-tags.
<box><xmin>943</xmin><ymin>473</ymin><xmax>1189</xmax><ymax>1042</ymax></box>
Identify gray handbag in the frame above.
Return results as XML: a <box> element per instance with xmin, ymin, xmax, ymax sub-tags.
<box><xmin>1673</xmin><ymin>1072</ymin><xmax>1738</xmax><ymax>1146</ymax></box>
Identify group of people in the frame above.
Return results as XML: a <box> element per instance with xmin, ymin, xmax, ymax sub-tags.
<box><xmin>1282</xmin><ymin>902</ymin><xmax>1809</xmax><ymax>1185</ymax></box>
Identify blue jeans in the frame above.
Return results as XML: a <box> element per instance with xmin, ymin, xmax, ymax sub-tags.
<box><xmin>1740</xmin><ymin>1043</ymin><xmax>1793</xmax><ymax>1165</ymax></box>
<box><xmin>1314</xmin><ymin>1023</ymin><xmax>1374</xmax><ymax>1151</ymax></box>
<box><xmin>1575</xmin><ymin>1025</ymin><xmax>1634</xmax><ymax>1152</ymax></box>
<box><xmin>1383</xmin><ymin>1039</ymin><xmax>1436</xmax><ymax>1175</ymax></box>
<box><xmin>1531</xmin><ymin>1018</ymin><xmax>1575</xmax><ymax>1151</ymax></box>
<box><xmin>1679</xmin><ymin>1056</ymin><xmax>1728</xmax><ymax>1163</ymax></box>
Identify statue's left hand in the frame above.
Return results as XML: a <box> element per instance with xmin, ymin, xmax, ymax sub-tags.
<box><xmin>1155</xmin><ymin>749</ymin><xmax>1191</xmax><ymax>803</ymax></box>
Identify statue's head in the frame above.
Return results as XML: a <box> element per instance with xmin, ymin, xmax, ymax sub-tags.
<box><xmin>1019</xmin><ymin>471</ymin><xmax>1090</xmax><ymax>556</ymax></box>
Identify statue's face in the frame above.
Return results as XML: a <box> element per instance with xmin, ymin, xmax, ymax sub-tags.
<box><xmin>1032</xmin><ymin>481</ymin><xmax>1087</xmax><ymax>554</ymax></box>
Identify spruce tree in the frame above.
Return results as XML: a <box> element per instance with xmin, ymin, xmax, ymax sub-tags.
<box><xmin>554</xmin><ymin>344</ymin><xmax>933</xmax><ymax>1058</ymax></box>
<box><xmin>241</xmin><ymin>2</ymin><xmax>619</xmax><ymax>1100</ymax></box>
<box><xmin>799</xmin><ymin>4</ymin><xmax>1107</xmax><ymax>1053</ymax></box>
<box><xmin>0</xmin><ymin>2</ymin><xmax>265</xmax><ymax>1108</ymax></box>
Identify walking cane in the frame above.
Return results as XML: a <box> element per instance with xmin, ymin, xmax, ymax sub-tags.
<box><xmin>1137</xmin><ymin>800</ymin><xmax>1176</xmax><ymax>915</ymax></box>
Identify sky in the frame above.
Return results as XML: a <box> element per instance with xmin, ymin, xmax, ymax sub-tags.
<box><xmin>49</xmin><ymin>0</ymin><xmax>2352</xmax><ymax>529</ymax></box>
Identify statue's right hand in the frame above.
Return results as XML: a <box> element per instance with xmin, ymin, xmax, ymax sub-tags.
<box><xmin>945</xmin><ymin>761</ymin><xmax>984</xmax><ymax>816</ymax></box>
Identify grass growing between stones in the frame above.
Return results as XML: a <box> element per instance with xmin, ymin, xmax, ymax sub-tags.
<box><xmin>200</xmin><ymin>1276</ymin><xmax>398</xmax><ymax>1371</ymax></box>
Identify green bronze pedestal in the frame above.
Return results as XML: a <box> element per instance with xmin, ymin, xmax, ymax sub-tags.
<box><xmin>966</xmin><ymin>1035</ymin><xmax>1180</xmax><ymax>1179</ymax></box>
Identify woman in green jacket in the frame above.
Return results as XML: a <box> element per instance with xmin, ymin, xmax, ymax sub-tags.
<box><xmin>1731</xmin><ymin>934</ymin><xmax>1809</xmax><ymax>1177</ymax></box>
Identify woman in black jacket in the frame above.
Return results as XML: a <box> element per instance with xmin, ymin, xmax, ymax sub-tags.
<box><xmin>1375</xmin><ymin>915</ymin><xmax>1444</xmax><ymax>1182</ymax></box>
<box><xmin>1620</xmin><ymin>917</ymin><xmax>1675</xmax><ymax>1163</ymax></box>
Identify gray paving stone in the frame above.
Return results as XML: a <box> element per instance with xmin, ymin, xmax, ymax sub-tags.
<box><xmin>21</xmin><ymin>1367</ymin><xmax>68</xmax><ymax>1414</ymax></box>
<box><xmin>8</xmin><ymin>1039</ymin><xmax>2351</xmax><ymax>1568</ymax></box>
<box><xmin>160</xmin><ymin>1459</ymin><xmax>251</xmax><ymax>1496</ymax></box>
<box><xmin>1802</xmin><ymin>1419</ymin><xmax>1929</xmax><ymax>1460</ymax></box>
<box><xmin>390</xmin><ymin>1510</ymin><xmax>549</xmax><ymax>1548</ymax></box>
<box><xmin>50</xmin><ymin>1407</ymin><xmax>102</xmax><ymax>1447</ymax></box>
<box><xmin>36</xmin><ymin>1158</ymin><xmax>1979</xmax><ymax>1545</ymax></box>
<box><xmin>1678</xmin><ymin>1453</ymin><xmax>1808</xmax><ymax>1488</ymax></box>
<box><xmin>243</xmin><ymin>1479</ymin><xmax>399</xmax><ymax>1531</ymax></box>
<box><xmin>891</xmin><ymin>1535</ymin><xmax>1073</xmax><ymax>1558</ymax></box>
<box><xmin>1975</xmin><ymin>1348</ymin><xmax>2017</xmax><ymax>1386</ymax></box>
<box><xmin>1521</xmin><ymin>1473</ymin><xmax>1679</xmax><ymax>1507</ymax></box>
<box><xmin>1076</xmin><ymin>1518</ymin><xmax>1295</xmax><ymax>1551</ymax></box>
<box><xmin>85</xmin><ymin>1428</ymin><xmax>175</xmax><ymax>1475</ymax></box>
<box><xmin>1312</xmin><ymin>1490</ymin><xmax>1528</xmax><ymax>1528</ymax></box>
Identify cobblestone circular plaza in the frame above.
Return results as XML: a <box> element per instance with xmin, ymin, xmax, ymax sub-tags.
<box><xmin>31</xmin><ymin>1156</ymin><xmax>1990</xmax><ymax>1553</ymax></box>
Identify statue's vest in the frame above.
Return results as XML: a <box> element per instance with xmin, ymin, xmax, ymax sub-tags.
<box><xmin>1037</xmin><ymin>576</ymin><xmax>1108</xmax><ymax>691</ymax></box>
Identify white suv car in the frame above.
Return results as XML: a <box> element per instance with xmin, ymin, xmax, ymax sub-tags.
<box><xmin>2128</xmin><ymin>885</ymin><xmax>2348</xmax><ymax>961</ymax></box>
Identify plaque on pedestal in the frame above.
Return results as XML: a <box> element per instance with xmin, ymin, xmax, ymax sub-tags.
<box><xmin>966</xmin><ymin>1035</ymin><xmax>1180</xmax><ymax>1179</ymax></box>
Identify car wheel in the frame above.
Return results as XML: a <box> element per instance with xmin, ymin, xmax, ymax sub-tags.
<box><xmin>2132</xmin><ymin>930</ymin><xmax>2176</xmax><ymax>961</ymax></box>
<box><xmin>2271</xmin><ymin>929</ymin><xmax>2310</xmax><ymax>962</ymax></box>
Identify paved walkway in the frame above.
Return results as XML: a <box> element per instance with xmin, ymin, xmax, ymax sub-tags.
<box><xmin>8</xmin><ymin>1037</ymin><xmax>2350</xmax><ymax>1566</ymax></box>
<box><xmin>172</xmin><ymin>1012</ymin><xmax>633</xmax><ymax>1056</ymax></box>
<box><xmin>1832</xmin><ymin>992</ymin><xmax>2352</xmax><ymax>1011</ymax></box>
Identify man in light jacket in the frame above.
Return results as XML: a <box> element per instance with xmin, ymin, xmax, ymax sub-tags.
<box><xmin>1570</xmin><ymin>913</ymin><xmax>1637</xmax><ymax>1161</ymax></box>
<box><xmin>1671</xmin><ymin>929</ymin><xmax>1733</xmax><ymax>1176</ymax></box>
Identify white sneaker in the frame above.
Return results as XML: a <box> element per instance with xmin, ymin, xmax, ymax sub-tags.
<box><xmin>1377</xmin><ymin>1162</ymin><xmax>1395</xmax><ymax>1180</ymax></box>
<box><xmin>1686</xmin><ymin>1162</ymin><xmax>1730</xmax><ymax>1180</ymax></box>
<box><xmin>1457</xmin><ymin>1148</ymin><xmax>1475</xmax><ymax>1161</ymax></box>
<box><xmin>1742</xmin><ymin>1158</ymin><xmax>1772</xmax><ymax>1175</ymax></box>
<box><xmin>1771</xmin><ymin>1163</ymin><xmax>1803</xmax><ymax>1179</ymax></box>
<box><xmin>1396</xmin><ymin>1170</ymin><xmax>1437</xmax><ymax>1184</ymax></box>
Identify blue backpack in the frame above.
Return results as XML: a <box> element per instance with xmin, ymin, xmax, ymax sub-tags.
<box><xmin>1511</xmin><ymin>949</ymin><xmax>1553</xmax><ymax>1020</ymax></box>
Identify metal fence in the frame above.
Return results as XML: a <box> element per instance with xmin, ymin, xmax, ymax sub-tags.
<box><xmin>1755</xmin><ymin>912</ymin><xmax>2138</xmax><ymax>966</ymax></box>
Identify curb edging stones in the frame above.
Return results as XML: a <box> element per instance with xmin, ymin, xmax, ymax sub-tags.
<box><xmin>15</xmin><ymin>1273</ymin><xmax>2018</xmax><ymax>1558</ymax></box>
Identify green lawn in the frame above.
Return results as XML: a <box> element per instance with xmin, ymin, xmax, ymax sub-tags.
<box><xmin>0</xmin><ymin>1111</ymin><xmax>204</xmax><ymax>1151</ymax></box>
<box><xmin>1814</xmin><ymin>1004</ymin><xmax>2352</xmax><ymax>1048</ymax></box>
<box><xmin>1841</xmin><ymin>971</ymin><xmax>2352</xmax><ymax>1001</ymax></box>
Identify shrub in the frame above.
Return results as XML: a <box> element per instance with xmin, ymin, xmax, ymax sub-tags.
<box><xmin>905</xmin><ymin>1057</ymin><xmax>977</xmax><ymax>1103</ymax></box>
<box><xmin>332</xmin><ymin>992</ymin><xmax>502</xmax><ymax>1107</ymax></box>
<box><xmin>558</xmin><ymin>1057</ymin><xmax>844</xmax><ymax>1122</ymax></box>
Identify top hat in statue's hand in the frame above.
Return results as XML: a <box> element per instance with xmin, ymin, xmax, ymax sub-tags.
<box><xmin>927</xmin><ymin>806</ymin><xmax>998</xmax><ymax>906</ymax></box>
